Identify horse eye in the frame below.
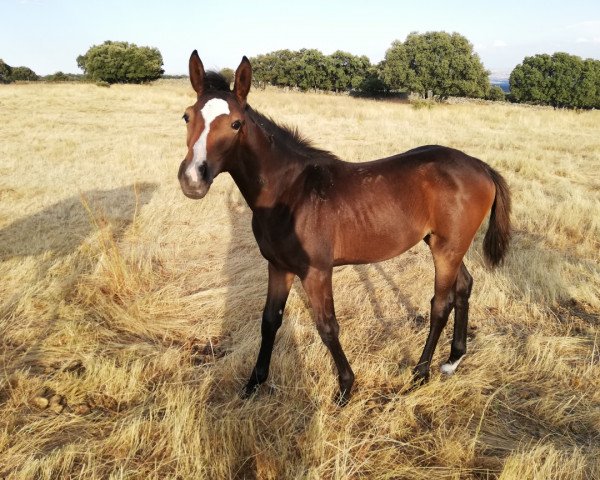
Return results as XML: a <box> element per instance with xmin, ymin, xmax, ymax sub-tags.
<box><xmin>182</xmin><ymin>113</ymin><xmax>189</xmax><ymax>123</ymax></box>
<box><xmin>231</xmin><ymin>120</ymin><xmax>242</xmax><ymax>131</ymax></box>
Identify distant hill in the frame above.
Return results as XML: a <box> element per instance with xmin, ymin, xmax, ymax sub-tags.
<box><xmin>489</xmin><ymin>72</ymin><xmax>510</xmax><ymax>93</ymax></box>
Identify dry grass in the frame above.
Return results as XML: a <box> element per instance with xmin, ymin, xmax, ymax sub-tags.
<box><xmin>0</xmin><ymin>80</ymin><xmax>599</xmax><ymax>479</ymax></box>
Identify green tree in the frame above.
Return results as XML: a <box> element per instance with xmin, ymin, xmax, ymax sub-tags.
<box><xmin>251</xmin><ymin>49</ymin><xmax>297</xmax><ymax>88</ymax></box>
<box><xmin>509</xmin><ymin>52</ymin><xmax>600</xmax><ymax>108</ymax></box>
<box><xmin>77</xmin><ymin>41</ymin><xmax>164</xmax><ymax>84</ymax></box>
<box><xmin>293</xmin><ymin>49</ymin><xmax>334</xmax><ymax>91</ymax></box>
<box><xmin>329</xmin><ymin>51</ymin><xmax>371</xmax><ymax>92</ymax></box>
<box><xmin>382</xmin><ymin>31</ymin><xmax>490</xmax><ymax>99</ymax></box>
<box><xmin>11</xmin><ymin>66</ymin><xmax>39</xmax><ymax>81</ymax></box>
<box><xmin>0</xmin><ymin>59</ymin><xmax>13</xmax><ymax>84</ymax></box>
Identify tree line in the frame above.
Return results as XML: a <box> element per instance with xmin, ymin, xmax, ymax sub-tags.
<box><xmin>2</xmin><ymin>35</ymin><xmax>599</xmax><ymax>109</ymax></box>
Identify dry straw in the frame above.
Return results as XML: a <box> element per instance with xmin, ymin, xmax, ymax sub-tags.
<box><xmin>0</xmin><ymin>81</ymin><xmax>598</xmax><ymax>479</ymax></box>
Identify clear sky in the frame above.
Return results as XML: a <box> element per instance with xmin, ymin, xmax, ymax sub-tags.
<box><xmin>2</xmin><ymin>0</ymin><xmax>600</xmax><ymax>76</ymax></box>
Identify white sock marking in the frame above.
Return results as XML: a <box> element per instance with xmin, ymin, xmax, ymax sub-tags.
<box><xmin>440</xmin><ymin>355</ymin><xmax>465</xmax><ymax>375</ymax></box>
<box><xmin>186</xmin><ymin>98</ymin><xmax>230</xmax><ymax>183</ymax></box>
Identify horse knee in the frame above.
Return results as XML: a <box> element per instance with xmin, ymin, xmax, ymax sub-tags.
<box><xmin>430</xmin><ymin>292</ymin><xmax>454</xmax><ymax>324</ymax></box>
<box><xmin>261</xmin><ymin>308</ymin><xmax>283</xmax><ymax>335</ymax></box>
<box><xmin>457</xmin><ymin>269</ymin><xmax>473</xmax><ymax>298</ymax></box>
<box><xmin>316</xmin><ymin>317</ymin><xmax>339</xmax><ymax>343</ymax></box>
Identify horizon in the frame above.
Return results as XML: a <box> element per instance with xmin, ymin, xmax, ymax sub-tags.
<box><xmin>2</xmin><ymin>0</ymin><xmax>600</xmax><ymax>76</ymax></box>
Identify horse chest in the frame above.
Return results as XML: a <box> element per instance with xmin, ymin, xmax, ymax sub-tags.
<box><xmin>251</xmin><ymin>212</ymin><xmax>309</xmax><ymax>275</ymax></box>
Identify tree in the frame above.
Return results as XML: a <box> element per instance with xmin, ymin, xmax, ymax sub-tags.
<box><xmin>0</xmin><ymin>59</ymin><xmax>13</xmax><ymax>84</ymax></box>
<box><xmin>509</xmin><ymin>52</ymin><xmax>600</xmax><ymax>108</ymax></box>
<box><xmin>77</xmin><ymin>41</ymin><xmax>164</xmax><ymax>84</ymax></box>
<box><xmin>219</xmin><ymin>68</ymin><xmax>234</xmax><ymax>86</ymax></box>
<box><xmin>329</xmin><ymin>50</ymin><xmax>371</xmax><ymax>92</ymax></box>
<box><xmin>293</xmin><ymin>49</ymin><xmax>334</xmax><ymax>91</ymax></box>
<box><xmin>381</xmin><ymin>31</ymin><xmax>490</xmax><ymax>99</ymax></box>
<box><xmin>11</xmin><ymin>66</ymin><xmax>39</xmax><ymax>81</ymax></box>
<box><xmin>250</xmin><ymin>49</ymin><xmax>373</xmax><ymax>93</ymax></box>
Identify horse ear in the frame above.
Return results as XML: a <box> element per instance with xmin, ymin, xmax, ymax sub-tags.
<box><xmin>189</xmin><ymin>50</ymin><xmax>205</xmax><ymax>96</ymax></box>
<box><xmin>234</xmin><ymin>56</ymin><xmax>252</xmax><ymax>107</ymax></box>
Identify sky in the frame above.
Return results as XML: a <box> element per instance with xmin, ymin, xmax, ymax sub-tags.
<box><xmin>1</xmin><ymin>0</ymin><xmax>600</xmax><ymax>76</ymax></box>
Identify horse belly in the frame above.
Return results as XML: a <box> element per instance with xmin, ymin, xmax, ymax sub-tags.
<box><xmin>333</xmin><ymin>215</ymin><xmax>426</xmax><ymax>265</ymax></box>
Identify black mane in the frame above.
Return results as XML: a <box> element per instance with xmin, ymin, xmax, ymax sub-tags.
<box><xmin>247</xmin><ymin>108</ymin><xmax>339</xmax><ymax>163</ymax></box>
<box><xmin>203</xmin><ymin>71</ymin><xmax>339</xmax><ymax>162</ymax></box>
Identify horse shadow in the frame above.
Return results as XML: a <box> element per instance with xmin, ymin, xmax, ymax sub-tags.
<box><xmin>209</xmin><ymin>188</ymin><xmax>319</xmax><ymax>479</ymax></box>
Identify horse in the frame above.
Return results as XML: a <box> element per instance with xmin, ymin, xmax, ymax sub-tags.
<box><xmin>177</xmin><ymin>51</ymin><xmax>511</xmax><ymax>404</ymax></box>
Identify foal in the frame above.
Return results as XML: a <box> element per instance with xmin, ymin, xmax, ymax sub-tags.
<box><xmin>178</xmin><ymin>51</ymin><xmax>511</xmax><ymax>403</ymax></box>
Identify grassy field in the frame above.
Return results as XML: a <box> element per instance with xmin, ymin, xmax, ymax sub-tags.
<box><xmin>0</xmin><ymin>80</ymin><xmax>599</xmax><ymax>479</ymax></box>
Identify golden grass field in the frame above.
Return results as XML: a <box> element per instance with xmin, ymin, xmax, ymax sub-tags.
<box><xmin>0</xmin><ymin>80</ymin><xmax>599</xmax><ymax>479</ymax></box>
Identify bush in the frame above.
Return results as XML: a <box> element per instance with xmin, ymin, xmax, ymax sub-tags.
<box><xmin>359</xmin><ymin>70</ymin><xmax>389</xmax><ymax>96</ymax></box>
<box><xmin>487</xmin><ymin>85</ymin><xmax>506</xmax><ymax>101</ymax></box>
<box><xmin>77</xmin><ymin>41</ymin><xmax>164</xmax><ymax>84</ymax></box>
<box><xmin>0</xmin><ymin>59</ymin><xmax>13</xmax><ymax>84</ymax></box>
<box><xmin>45</xmin><ymin>71</ymin><xmax>71</xmax><ymax>82</ymax></box>
<box><xmin>381</xmin><ymin>31</ymin><xmax>490</xmax><ymax>99</ymax></box>
<box><xmin>219</xmin><ymin>68</ymin><xmax>234</xmax><ymax>86</ymax></box>
<box><xmin>10</xmin><ymin>66</ymin><xmax>39</xmax><ymax>81</ymax></box>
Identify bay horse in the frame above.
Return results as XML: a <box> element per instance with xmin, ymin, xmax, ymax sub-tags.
<box><xmin>178</xmin><ymin>51</ymin><xmax>511</xmax><ymax>404</ymax></box>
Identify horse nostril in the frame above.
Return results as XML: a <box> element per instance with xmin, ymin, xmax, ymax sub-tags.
<box><xmin>197</xmin><ymin>163</ymin><xmax>207</xmax><ymax>180</ymax></box>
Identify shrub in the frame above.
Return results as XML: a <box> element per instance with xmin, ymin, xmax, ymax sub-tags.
<box><xmin>45</xmin><ymin>71</ymin><xmax>71</xmax><ymax>82</ymax></box>
<box><xmin>487</xmin><ymin>85</ymin><xmax>506</xmax><ymax>101</ymax></box>
<box><xmin>219</xmin><ymin>68</ymin><xmax>234</xmax><ymax>86</ymax></box>
<box><xmin>10</xmin><ymin>66</ymin><xmax>39</xmax><ymax>81</ymax></box>
<box><xmin>0</xmin><ymin>59</ymin><xmax>13</xmax><ymax>84</ymax></box>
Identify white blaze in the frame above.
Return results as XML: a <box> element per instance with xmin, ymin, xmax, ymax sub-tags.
<box><xmin>186</xmin><ymin>98</ymin><xmax>230</xmax><ymax>183</ymax></box>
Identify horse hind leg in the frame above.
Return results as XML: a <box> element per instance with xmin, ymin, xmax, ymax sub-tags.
<box><xmin>441</xmin><ymin>262</ymin><xmax>473</xmax><ymax>376</ymax></box>
<box><xmin>413</xmin><ymin>236</ymin><xmax>463</xmax><ymax>383</ymax></box>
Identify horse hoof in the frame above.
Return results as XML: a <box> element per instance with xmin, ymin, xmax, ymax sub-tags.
<box><xmin>334</xmin><ymin>390</ymin><xmax>351</xmax><ymax>407</ymax></box>
<box><xmin>240</xmin><ymin>383</ymin><xmax>259</xmax><ymax>399</ymax></box>
<box><xmin>440</xmin><ymin>355</ymin><xmax>465</xmax><ymax>376</ymax></box>
<box><xmin>411</xmin><ymin>368</ymin><xmax>430</xmax><ymax>387</ymax></box>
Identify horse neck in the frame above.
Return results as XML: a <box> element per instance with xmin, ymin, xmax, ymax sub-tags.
<box><xmin>227</xmin><ymin>117</ymin><xmax>304</xmax><ymax>210</ymax></box>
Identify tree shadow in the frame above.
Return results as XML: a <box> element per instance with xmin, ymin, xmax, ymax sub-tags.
<box><xmin>0</xmin><ymin>183</ymin><xmax>158</xmax><ymax>262</ymax></box>
<box><xmin>0</xmin><ymin>183</ymin><xmax>158</xmax><ymax>374</ymax></box>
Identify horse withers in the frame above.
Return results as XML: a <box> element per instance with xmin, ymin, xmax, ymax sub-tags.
<box><xmin>177</xmin><ymin>51</ymin><xmax>511</xmax><ymax>404</ymax></box>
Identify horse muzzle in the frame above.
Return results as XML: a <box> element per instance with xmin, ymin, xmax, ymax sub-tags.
<box><xmin>178</xmin><ymin>159</ymin><xmax>213</xmax><ymax>199</ymax></box>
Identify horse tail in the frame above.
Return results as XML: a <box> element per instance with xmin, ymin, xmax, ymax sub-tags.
<box><xmin>483</xmin><ymin>167</ymin><xmax>511</xmax><ymax>267</ymax></box>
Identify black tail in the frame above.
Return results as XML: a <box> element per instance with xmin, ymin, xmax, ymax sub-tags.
<box><xmin>483</xmin><ymin>167</ymin><xmax>511</xmax><ymax>267</ymax></box>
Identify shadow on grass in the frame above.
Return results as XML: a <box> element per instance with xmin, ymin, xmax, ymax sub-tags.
<box><xmin>0</xmin><ymin>183</ymin><xmax>158</xmax><ymax>262</ymax></box>
<box><xmin>0</xmin><ymin>183</ymin><xmax>158</xmax><ymax>376</ymax></box>
<box><xmin>204</xmin><ymin>188</ymin><xmax>316</xmax><ymax>479</ymax></box>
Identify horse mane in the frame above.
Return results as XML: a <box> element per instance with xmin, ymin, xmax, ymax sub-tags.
<box><xmin>204</xmin><ymin>70</ymin><xmax>339</xmax><ymax>163</ymax></box>
<box><xmin>203</xmin><ymin>71</ymin><xmax>232</xmax><ymax>93</ymax></box>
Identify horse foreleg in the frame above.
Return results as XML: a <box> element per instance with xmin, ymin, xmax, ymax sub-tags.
<box><xmin>243</xmin><ymin>263</ymin><xmax>294</xmax><ymax>397</ymax></box>
<box><xmin>302</xmin><ymin>267</ymin><xmax>354</xmax><ymax>405</ymax></box>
